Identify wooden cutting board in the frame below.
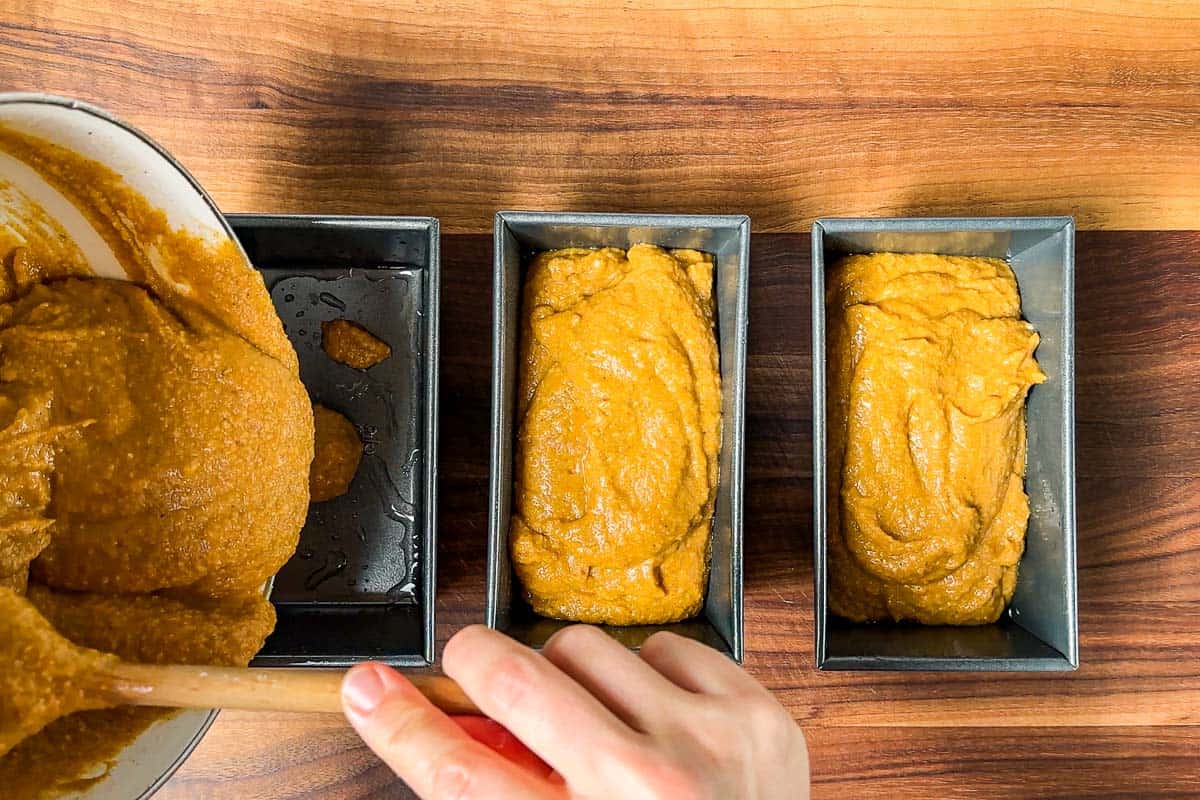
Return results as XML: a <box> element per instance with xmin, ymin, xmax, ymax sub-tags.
<box><xmin>174</xmin><ymin>230</ymin><xmax>1200</xmax><ymax>799</ymax></box>
<box><xmin>4</xmin><ymin>2</ymin><xmax>1198</xmax><ymax>798</ymax></box>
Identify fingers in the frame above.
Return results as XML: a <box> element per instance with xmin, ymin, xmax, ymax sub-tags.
<box><xmin>443</xmin><ymin>625</ymin><xmax>643</xmax><ymax>785</ymax></box>
<box><xmin>639</xmin><ymin>631</ymin><xmax>752</xmax><ymax>695</ymax></box>
<box><xmin>451</xmin><ymin>716</ymin><xmax>557</xmax><ymax>780</ymax></box>
<box><xmin>541</xmin><ymin>624</ymin><xmax>690</xmax><ymax>732</ymax></box>
<box><xmin>343</xmin><ymin>662</ymin><xmax>563</xmax><ymax>800</ymax></box>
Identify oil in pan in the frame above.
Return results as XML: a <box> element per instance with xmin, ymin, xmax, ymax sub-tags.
<box><xmin>268</xmin><ymin>268</ymin><xmax>422</xmax><ymax>605</ymax></box>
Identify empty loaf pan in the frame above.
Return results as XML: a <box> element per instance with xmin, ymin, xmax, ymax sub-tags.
<box><xmin>812</xmin><ymin>216</ymin><xmax>1077</xmax><ymax>671</ymax></box>
<box><xmin>230</xmin><ymin>214</ymin><xmax>440</xmax><ymax>667</ymax></box>
<box><xmin>487</xmin><ymin>211</ymin><xmax>749</xmax><ymax>661</ymax></box>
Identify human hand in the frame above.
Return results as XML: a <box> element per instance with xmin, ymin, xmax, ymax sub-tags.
<box><xmin>342</xmin><ymin>624</ymin><xmax>809</xmax><ymax>799</ymax></box>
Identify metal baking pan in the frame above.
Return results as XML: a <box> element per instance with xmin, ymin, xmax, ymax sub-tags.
<box><xmin>229</xmin><ymin>214</ymin><xmax>439</xmax><ymax>667</ymax></box>
<box><xmin>812</xmin><ymin>216</ymin><xmax>1077</xmax><ymax>671</ymax></box>
<box><xmin>487</xmin><ymin>211</ymin><xmax>749</xmax><ymax>661</ymax></box>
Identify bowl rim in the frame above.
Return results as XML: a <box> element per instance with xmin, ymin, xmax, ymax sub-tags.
<box><xmin>0</xmin><ymin>91</ymin><xmax>250</xmax><ymax>268</ymax></box>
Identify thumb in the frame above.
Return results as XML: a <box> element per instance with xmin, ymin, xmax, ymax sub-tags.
<box><xmin>341</xmin><ymin>662</ymin><xmax>562</xmax><ymax>799</ymax></box>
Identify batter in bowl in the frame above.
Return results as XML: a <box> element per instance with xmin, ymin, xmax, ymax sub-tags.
<box><xmin>1</xmin><ymin>277</ymin><xmax>311</xmax><ymax>596</ymax></box>
<box><xmin>0</xmin><ymin>127</ymin><xmax>312</xmax><ymax>796</ymax></box>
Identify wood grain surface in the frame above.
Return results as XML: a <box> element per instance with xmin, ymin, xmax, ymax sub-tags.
<box><xmin>4</xmin><ymin>1</ymin><xmax>1200</xmax><ymax>231</ymax></box>
<box><xmin>155</xmin><ymin>232</ymin><xmax>1200</xmax><ymax>800</ymax></box>
<box><xmin>4</xmin><ymin>2</ymin><xmax>1199</xmax><ymax>797</ymax></box>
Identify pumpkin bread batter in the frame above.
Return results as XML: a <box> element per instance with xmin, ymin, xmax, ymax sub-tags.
<box><xmin>322</xmin><ymin>318</ymin><xmax>391</xmax><ymax>369</ymax></box>
<box><xmin>0</xmin><ymin>585</ymin><xmax>276</xmax><ymax>798</ymax></box>
<box><xmin>0</xmin><ymin>277</ymin><xmax>311</xmax><ymax>596</ymax></box>
<box><xmin>826</xmin><ymin>253</ymin><xmax>1045</xmax><ymax>625</ymax></box>
<box><xmin>511</xmin><ymin>245</ymin><xmax>721</xmax><ymax>626</ymax></box>
<box><xmin>0</xmin><ymin>586</ymin><xmax>117</xmax><ymax>760</ymax></box>
<box><xmin>310</xmin><ymin>404</ymin><xmax>364</xmax><ymax>502</ymax></box>
<box><xmin>0</xmin><ymin>126</ymin><xmax>311</xmax><ymax>796</ymax></box>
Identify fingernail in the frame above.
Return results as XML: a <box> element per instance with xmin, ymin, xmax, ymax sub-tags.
<box><xmin>343</xmin><ymin>664</ymin><xmax>387</xmax><ymax>721</ymax></box>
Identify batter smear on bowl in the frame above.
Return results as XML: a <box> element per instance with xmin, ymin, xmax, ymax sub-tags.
<box><xmin>511</xmin><ymin>245</ymin><xmax>721</xmax><ymax>626</ymax></box>
<box><xmin>0</xmin><ymin>127</ymin><xmax>311</xmax><ymax>796</ymax></box>
<box><xmin>826</xmin><ymin>252</ymin><xmax>1045</xmax><ymax>625</ymax></box>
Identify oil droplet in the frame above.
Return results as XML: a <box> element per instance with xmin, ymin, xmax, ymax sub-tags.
<box><xmin>295</xmin><ymin>310</ymin><xmax>305</xmax><ymax>318</ymax></box>
<box><xmin>377</xmin><ymin>457</ymin><xmax>417</xmax><ymax>518</ymax></box>
<box><xmin>304</xmin><ymin>549</ymin><xmax>349</xmax><ymax>591</ymax></box>
<box><xmin>319</xmin><ymin>292</ymin><xmax>347</xmax><ymax>311</ymax></box>
<box><xmin>297</xmin><ymin>548</ymin><xmax>314</xmax><ymax>560</ymax></box>
<box><xmin>386</xmin><ymin>577</ymin><xmax>416</xmax><ymax>600</ymax></box>
<box><xmin>399</xmin><ymin>449</ymin><xmax>420</xmax><ymax>480</ymax></box>
<box><xmin>284</xmin><ymin>293</ymin><xmax>295</xmax><ymax>303</ymax></box>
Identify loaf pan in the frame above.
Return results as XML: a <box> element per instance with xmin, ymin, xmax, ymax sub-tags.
<box><xmin>812</xmin><ymin>216</ymin><xmax>1077</xmax><ymax>671</ymax></box>
<box><xmin>488</xmin><ymin>212</ymin><xmax>749</xmax><ymax>661</ymax></box>
<box><xmin>229</xmin><ymin>215</ymin><xmax>439</xmax><ymax>667</ymax></box>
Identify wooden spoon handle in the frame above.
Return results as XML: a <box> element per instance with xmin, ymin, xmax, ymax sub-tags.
<box><xmin>101</xmin><ymin>663</ymin><xmax>479</xmax><ymax>716</ymax></box>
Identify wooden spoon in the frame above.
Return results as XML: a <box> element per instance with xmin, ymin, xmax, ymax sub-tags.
<box><xmin>0</xmin><ymin>588</ymin><xmax>477</xmax><ymax>758</ymax></box>
<box><xmin>96</xmin><ymin>661</ymin><xmax>477</xmax><ymax>715</ymax></box>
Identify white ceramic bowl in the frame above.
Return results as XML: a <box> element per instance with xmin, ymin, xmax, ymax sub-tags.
<box><xmin>0</xmin><ymin>93</ymin><xmax>253</xmax><ymax>799</ymax></box>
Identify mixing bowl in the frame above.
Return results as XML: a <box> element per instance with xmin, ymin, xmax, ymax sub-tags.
<box><xmin>0</xmin><ymin>92</ymin><xmax>257</xmax><ymax>799</ymax></box>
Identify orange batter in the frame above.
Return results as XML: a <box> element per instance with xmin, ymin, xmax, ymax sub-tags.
<box><xmin>511</xmin><ymin>245</ymin><xmax>721</xmax><ymax>626</ymax></box>
<box><xmin>826</xmin><ymin>253</ymin><xmax>1045</xmax><ymax>625</ymax></box>
<box><xmin>310</xmin><ymin>404</ymin><xmax>363</xmax><ymax>502</ymax></box>
<box><xmin>0</xmin><ymin>125</ymin><xmax>311</xmax><ymax>795</ymax></box>
<box><xmin>0</xmin><ymin>277</ymin><xmax>311</xmax><ymax>597</ymax></box>
<box><xmin>322</xmin><ymin>318</ymin><xmax>391</xmax><ymax>369</ymax></box>
<box><xmin>0</xmin><ymin>587</ymin><xmax>116</xmax><ymax>760</ymax></box>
